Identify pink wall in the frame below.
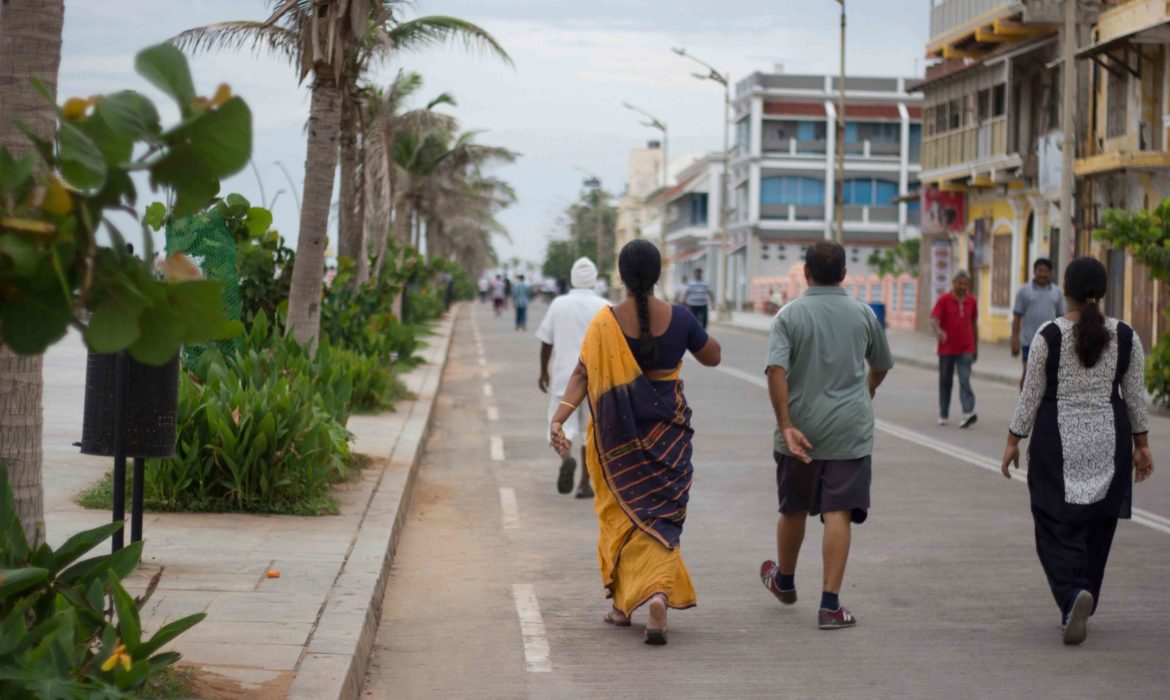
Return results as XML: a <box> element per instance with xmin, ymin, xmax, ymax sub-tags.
<box><xmin>750</xmin><ymin>269</ymin><xmax>918</xmax><ymax>331</ymax></box>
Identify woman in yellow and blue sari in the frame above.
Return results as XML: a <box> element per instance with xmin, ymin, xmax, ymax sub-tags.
<box><xmin>550</xmin><ymin>240</ymin><xmax>722</xmax><ymax>645</ymax></box>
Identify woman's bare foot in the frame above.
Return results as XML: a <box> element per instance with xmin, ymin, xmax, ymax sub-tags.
<box><xmin>644</xmin><ymin>594</ymin><xmax>667</xmax><ymax>645</ymax></box>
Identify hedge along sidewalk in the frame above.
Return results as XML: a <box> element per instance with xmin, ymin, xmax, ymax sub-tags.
<box><xmin>38</xmin><ymin>305</ymin><xmax>458</xmax><ymax>698</ymax></box>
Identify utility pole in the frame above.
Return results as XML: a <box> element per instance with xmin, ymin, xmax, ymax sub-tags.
<box><xmin>836</xmin><ymin>0</ymin><xmax>847</xmax><ymax>244</ymax></box>
<box><xmin>1059</xmin><ymin>0</ymin><xmax>1077</xmax><ymax>273</ymax></box>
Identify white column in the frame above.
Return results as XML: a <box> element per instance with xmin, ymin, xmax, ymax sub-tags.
<box><xmin>750</xmin><ymin>94</ymin><xmax>763</xmax><ymax>159</ymax></box>
<box><xmin>749</xmin><ymin>161</ymin><xmax>761</xmax><ymax>223</ymax></box>
<box><xmin>898</xmin><ymin>102</ymin><xmax>911</xmax><ymax>241</ymax></box>
<box><xmin>824</xmin><ymin>100</ymin><xmax>837</xmax><ymax>242</ymax></box>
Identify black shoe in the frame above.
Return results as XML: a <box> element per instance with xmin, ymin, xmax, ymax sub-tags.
<box><xmin>575</xmin><ymin>482</ymin><xmax>594</xmax><ymax>499</ymax></box>
<box><xmin>557</xmin><ymin>457</ymin><xmax>576</xmax><ymax>494</ymax></box>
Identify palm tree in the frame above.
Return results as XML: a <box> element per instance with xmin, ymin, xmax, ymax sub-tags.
<box><xmin>0</xmin><ymin>0</ymin><xmax>65</xmax><ymax>543</ymax></box>
<box><xmin>173</xmin><ymin>1</ymin><xmax>510</xmax><ymax>345</ymax></box>
<box><xmin>338</xmin><ymin>15</ymin><xmax>510</xmax><ymax>286</ymax></box>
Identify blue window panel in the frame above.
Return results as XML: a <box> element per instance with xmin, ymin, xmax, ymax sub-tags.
<box><xmin>796</xmin><ymin>121</ymin><xmax>818</xmax><ymax>141</ymax></box>
<box><xmin>844</xmin><ymin>178</ymin><xmax>872</xmax><ymax>206</ymax></box>
<box><xmin>874</xmin><ymin>181</ymin><xmax>898</xmax><ymax>206</ymax></box>
<box><xmin>761</xmin><ymin>176</ymin><xmax>824</xmax><ymax>206</ymax></box>
<box><xmin>761</xmin><ymin>177</ymin><xmax>783</xmax><ymax>205</ymax></box>
<box><xmin>845</xmin><ymin>122</ymin><xmax>859</xmax><ymax>143</ymax></box>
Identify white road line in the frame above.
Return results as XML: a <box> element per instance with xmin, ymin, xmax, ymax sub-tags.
<box><xmin>714</xmin><ymin>364</ymin><xmax>1170</xmax><ymax>537</ymax></box>
<box><xmin>511</xmin><ymin>584</ymin><xmax>551</xmax><ymax>672</ymax></box>
<box><xmin>478</xmin><ymin>358</ymin><xmax>487</xmax><ymax>367</ymax></box>
<box><xmin>491</xmin><ymin>435</ymin><xmax>506</xmax><ymax>461</ymax></box>
<box><xmin>487</xmin><ymin>406</ymin><xmax>499</xmax><ymax>422</ymax></box>
<box><xmin>483</xmin><ymin>383</ymin><xmax>493</xmax><ymax>398</ymax></box>
<box><xmin>499</xmin><ymin>487</ymin><xmax>520</xmax><ymax>529</ymax></box>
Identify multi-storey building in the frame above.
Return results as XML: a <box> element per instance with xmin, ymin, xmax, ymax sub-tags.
<box><xmin>917</xmin><ymin>0</ymin><xmax>1069</xmax><ymax>340</ymax></box>
<box><xmin>615</xmin><ymin>141</ymin><xmax>666</xmax><ymax>257</ymax></box>
<box><xmin>729</xmin><ymin>70</ymin><xmax>923</xmax><ymax>310</ymax></box>
<box><xmin>1076</xmin><ymin>0</ymin><xmax>1170</xmax><ymax>348</ymax></box>
<box><xmin>661</xmin><ymin>154</ymin><xmax>723</xmax><ymax>296</ymax></box>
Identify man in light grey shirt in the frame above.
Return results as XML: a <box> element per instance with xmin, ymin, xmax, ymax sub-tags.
<box><xmin>759</xmin><ymin>241</ymin><xmax>893</xmax><ymax>631</ymax></box>
<box><xmin>1011</xmin><ymin>258</ymin><xmax>1066</xmax><ymax>388</ymax></box>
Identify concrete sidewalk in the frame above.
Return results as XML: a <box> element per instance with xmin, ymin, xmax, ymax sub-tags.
<box><xmin>40</xmin><ymin>308</ymin><xmax>457</xmax><ymax>699</ymax></box>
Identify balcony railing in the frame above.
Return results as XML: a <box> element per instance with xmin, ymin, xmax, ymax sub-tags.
<box><xmin>760</xmin><ymin>204</ymin><xmax>898</xmax><ymax>224</ymax></box>
<box><xmin>762</xmin><ymin>138</ymin><xmax>904</xmax><ymax>159</ymax></box>
<box><xmin>922</xmin><ymin>116</ymin><xmax>1007</xmax><ymax>172</ymax></box>
<box><xmin>930</xmin><ymin>0</ymin><xmax>1014</xmax><ymax>43</ymax></box>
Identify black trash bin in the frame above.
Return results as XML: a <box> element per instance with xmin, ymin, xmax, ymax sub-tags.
<box><xmin>79</xmin><ymin>351</ymin><xmax>179</xmax><ymax>459</ymax></box>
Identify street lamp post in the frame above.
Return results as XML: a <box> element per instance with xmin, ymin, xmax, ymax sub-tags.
<box><xmin>673</xmin><ymin>47</ymin><xmax>732</xmax><ymax>316</ymax></box>
<box><xmin>835</xmin><ymin>0</ymin><xmax>846</xmax><ymax>244</ymax></box>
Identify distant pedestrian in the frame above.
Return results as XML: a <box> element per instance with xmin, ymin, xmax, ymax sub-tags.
<box><xmin>675</xmin><ymin>275</ymin><xmax>689</xmax><ymax>305</ymax></box>
<box><xmin>594</xmin><ymin>276</ymin><xmax>609</xmax><ymax>300</ymax></box>
<box><xmin>550</xmin><ymin>240</ymin><xmax>721</xmax><ymax>645</ymax></box>
<box><xmin>478</xmin><ymin>276</ymin><xmax>489</xmax><ymax>303</ymax></box>
<box><xmin>1002</xmin><ymin>256</ymin><xmax>1153</xmax><ymax>645</ymax></box>
<box><xmin>759</xmin><ymin>241</ymin><xmax>892</xmax><ymax>630</ymax></box>
<box><xmin>491</xmin><ymin>275</ymin><xmax>505</xmax><ymax>316</ymax></box>
<box><xmin>931</xmin><ymin>270</ymin><xmax>978</xmax><ymax>428</ymax></box>
<box><xmin>536</xmin><ymin>258</ymin><xmax>609</xmax><ymax>499</ymax></box>
<box><xmin>685</xmin><ymin>268</ymin><xmax>714</xmax><ymax>329</ymax></box>
<box><xmin>504</xmin><ymin>276</ymin><xmax>512</xmax><ymax>300</ymax></box>
<box><xmin>1012</xmin><ymin>258</ymin><xmax>1066</xmax><ymax>389</ymax></box>
<box><xmin>513</xmin><ymin>274</ymin><xmax>532</xmax><ymax>331</ymax></box>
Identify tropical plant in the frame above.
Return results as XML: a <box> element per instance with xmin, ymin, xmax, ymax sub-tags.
<box><xmin>867</xmin><ymin>239</ymin><xmax>921</xmax><ymax>278</ymax></box>
<box><xmin>541</xmin><ymin>187</ymin><xmax>617</xmax><ymax>282</ymax></box>
<box><xmin>0</xmin><ymin>40</ymin><xmax>249</xmax><ymax>542</ymax></box>
<box><xmin>173</xmin><ymin>0</ymin><xmax>511</xmax><ymax>347</ymax></box>
<box><xmin>0</xmin><ymin>463</ymin><xmax>204</xmax><ymax>698</ymax></box>
<box><xmin>1096</xmin><ymin>200</ymin><xmax>1170</xmax><ymax>406</ymax></box>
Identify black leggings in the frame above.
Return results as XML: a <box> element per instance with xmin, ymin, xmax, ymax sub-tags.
<box><xmin>1032</xmin><ymin>507</ymin><xmax>1118</xmax><ymax>613</ymax></box>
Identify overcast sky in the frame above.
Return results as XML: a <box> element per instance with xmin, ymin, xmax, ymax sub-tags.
<box><xmin>61</xmin><ymin>0</ymin><xmax>929</xmax><ymax>264</ymax></box>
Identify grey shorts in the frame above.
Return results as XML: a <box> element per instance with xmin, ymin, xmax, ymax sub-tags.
<box><xmin>775</xmin><ymin>452</ymin><xmax>871</xmax><ymax>524</ymax></box>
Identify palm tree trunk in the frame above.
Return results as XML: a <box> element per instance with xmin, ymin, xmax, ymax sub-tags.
<box><xmin>337</xmin><ymin>88</ymin><xmax>367</xmax><ymax>285</ymax></box>
<box><xmin>0</xmin><ymin>0</ymin><xmax>64</xmax><ymax>545</ymax></box>
<box><xmin>393</xmin><ymin>199</ymin><xmax>411</xmax><ymax>246</ymax></box>
<box><xmin>286</xmin><ymin>74</ymin><xmax>342</xmax><ymax>348</ymax></box>
<box><xmin>425</xmin><ymin>217</ymin><xmax>442</xmax><ymax>259</ymax></box>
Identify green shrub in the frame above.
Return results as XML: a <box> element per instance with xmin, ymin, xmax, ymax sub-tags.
<box><xmin>0</xmin><ymin>464</ymin><xmax>203</xmax><ymax>698</ymax></box>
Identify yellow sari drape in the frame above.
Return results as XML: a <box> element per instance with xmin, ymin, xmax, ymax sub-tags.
<box><xmin>580</xmin><ymin>308</ymin><xmax>697</xmax><ymax>616</ymax></box>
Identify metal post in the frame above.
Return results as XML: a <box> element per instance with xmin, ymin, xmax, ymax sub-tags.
<box><xmin>1060</xmin><ymin>0</ymin><xmax>1077</xmax><ymax>271</ymax></box>
<box><xmin>836</xmin><ymin>0</ymin><xmax>847</xmax><ymax>244</ymax></box>
<box><xmin>131</xmin><ymin>457</ymin><xmax>145</xmax><ymax>543</ymax></box>
<box><xmin>111</xmin><ymin>351</ymin><xmax>128</xmax><ymax>553</ymax></box>
<box><xmin>594</xmin><ymin>189</ymin><xmax>605</xmax><ymax>277</ymax></box>
<box><xmin>720</xmin><ymin>80</ymin><xmax>731</xmax><ymax>313</ymax></box>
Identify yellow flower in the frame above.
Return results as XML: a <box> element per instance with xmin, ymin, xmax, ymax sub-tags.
<box><xmin>61</xmin><ymin>97</ymin><xmax>88</xmax><ymax>120</ymax></box>
<box><xmin>100</xmin><ymin>643</ymin><xmax>132</xmax><ymax>673</ymax></box>
<box><xmin>42</xmin><ymin>178</ymin><xmax>73</xmax><ymax>216</ymax></box>
<box><xmin>211</xmin><ymin>83</ymin><xmax>232</xmax><ymax>107</ymax></box>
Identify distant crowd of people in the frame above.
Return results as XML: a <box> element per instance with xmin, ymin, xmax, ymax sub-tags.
<box><xmin>476</xmin><ymin>241</ymin><xmax>1154</xmax><ymax>649</ymax></box>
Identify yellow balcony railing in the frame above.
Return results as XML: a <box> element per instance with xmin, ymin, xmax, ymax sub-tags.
<box><xmin>922</xmin><ymin>117</ymin><xmax>1008</xmax><ymax>173</ymax></box>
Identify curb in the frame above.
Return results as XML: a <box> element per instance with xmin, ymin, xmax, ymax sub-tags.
<box><xmin>286</xmin><ymin>305</ymin><xmax>458</xmax><ymax>700</ymax></box>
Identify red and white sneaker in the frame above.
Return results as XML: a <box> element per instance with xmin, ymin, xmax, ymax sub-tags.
<box><xmin>818</xmin><ymin>606</ymin><xmax>857</xmax><ymax>630</ymax></box>
<box><xmin>759</xmin><ymin>560</ymin><xmax>797</xmax><ymax>605</ymax></box>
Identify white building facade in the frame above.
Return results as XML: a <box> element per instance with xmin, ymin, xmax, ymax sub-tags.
<box><xmin>729</xmin><ymin>71</ymin><xmax>923</xmax><ymax>309</ymax></box>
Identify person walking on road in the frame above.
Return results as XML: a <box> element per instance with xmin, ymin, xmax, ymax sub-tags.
<box><xmin>513</xmin><ymin>274</ymin><xmax>532</xmax><ymax>331</ymax></box>
<box><xmin>550</xmin><ymin>240</ymin><xmax>722</xmax><ymax>645</ymax></box>
<box><xmin>674</xmin><ymin>275</ymin><xmax>689</xmax><ymax>305</ymax></box>
<box><xmin>1012</xmin><ymin>258</ymin><xmax>1066</xmax><ymax>389</ymax></box>
<box><xmin>478</xmin><ymin>276</ymin><xmax>489</xmax><ymax>303</ymax></box>
<box><xmin>536</xmin><ymin>258</ymin><xmax>609</xmax><ymax>499</ymax></box>
<box><xmin>490</xmin><ymin>274</ymin><xmax>506</xmax><ymax>317</ymax></box>
<box><xmin>759</xmin><ymin>241</ymin><xmax>893</xmax><ymax>630</ymax></box>
<box><xmin>685</xmin><ymin>268</ymin><xmax>714</xmax><ymax>329</ymax></box>
<box><xmin>931</xmin><ymin>270</ymin><xmax>978</xmax><ymax>428</ymax></box>
<box><xmin>1002</xmin><ymin>256</ymin><xmax>1154</xmax><ymax>646</ymax></box>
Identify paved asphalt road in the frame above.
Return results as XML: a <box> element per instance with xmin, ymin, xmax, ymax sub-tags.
<box><xmin>364</xmin><ymin>301</ymin><xmax>1170</xmax><ymax>699</ymax></box>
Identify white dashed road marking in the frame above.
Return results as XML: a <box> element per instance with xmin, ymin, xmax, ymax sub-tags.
<box><xmin>511</xmin><ymin>584</ymin><xmax>551</xmax><ymax>672</ymax></box>
<box><xmin>487</xmin><ymin>406</ymin><xmax>499</xmax><ymax>422</ymax></box>
<box><xmin>491</xmin><ymin>435</ymin><xmax>505</xmax><ymax>461</ymax></box>
<box><xmin>499</xmin><ymin>487</ymin><xmax>519</xmax><ymax>529</ymax></box>
<box><xmin>483</xmin><ymin>384</ymin><xmax>493</xmax><ymax>398</ymax></box>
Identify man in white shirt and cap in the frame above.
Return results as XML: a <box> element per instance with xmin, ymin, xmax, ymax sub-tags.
<box><xmin>536</xmin><ymin>257</ymin><xmax>610</xmax><ymax>498</ymax></box>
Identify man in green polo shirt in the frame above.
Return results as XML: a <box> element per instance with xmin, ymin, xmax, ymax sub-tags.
<box><xmin>759</xmin><ymin>240</ymin><xmax>894</xmax><ymax>630</ymax></box>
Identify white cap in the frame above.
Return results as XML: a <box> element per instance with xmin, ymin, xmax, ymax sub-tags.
<box><xmin>571</xmin><ymin>257</ymin><xmax>598</xmax><ymax>289</ymax></box>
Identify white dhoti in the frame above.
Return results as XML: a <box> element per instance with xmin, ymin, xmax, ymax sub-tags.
<box><xmin>547</xmin><ymin>394</ymin><xmax>591</xmax><ymax>447</ymax></box>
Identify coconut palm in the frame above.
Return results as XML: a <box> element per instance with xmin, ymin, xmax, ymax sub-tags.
<box><xmin>173</xmin><ymin>0</ymin><xmax>510</xmax><ymax>345</ymax></box>
<box><xmin>0</xmin><ymin>0</ymin><xmax>65</xmax><ymax>543</ymax></box>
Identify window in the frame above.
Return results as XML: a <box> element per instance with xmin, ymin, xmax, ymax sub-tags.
<box><xmin>845</xmin><ymin>122</ymin><xmax>859</xmax><ymax>143</ymax></box>
<box><xmin>1107</xmin><ymin>73</ymin><xmax>1128</xmax><ymax>139</ymax></box>
<box><xmin>689</xmin><ymin>193</ymin><xmax>708</xmax><ymax>226</ymax></box>
<box><xmin>992</xmin><ymin>234</ymin><xmax>1012</xmax><ymax>307</ymax></box>
<box><xmin>796</xmin><ymin>121</ymin><xmax>825</xmax><ymax>142</ymax></box>
<box><xmin>935</xmin><ymin>103</ymin><xmax>947</xmax><ymax>134</ymax></box>
<box><xmin>909</xmin><ymin>123</ymin><xmax>922</xmax><ymax>162</ymax></box>
<box><xmin>761</xmin><ymin>176</ymin><xmax>824</xmax><ymax>206</ymax></box>
<box><xmin>993</xmin><ymin>84</ymin><xmax>1006</xmax><ymax>117</ymax></box>
<box><xmin>843</xmin><ymin>178</ymin><xmax>899</xmax><ymax>207</ymax></box>
<box><xmin>736</xmin><ymin>119</ymin><xmax>750</xmax><ymax>152</ymax></box>
<box><xmin>949</xmin><ymin>99</ymin><xmax>961</xmax><ymax>129</ymax></box>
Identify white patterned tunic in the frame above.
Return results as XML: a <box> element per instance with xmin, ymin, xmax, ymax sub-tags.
<box><xmin>1009</xmin><ymin>318</ymin><xmax>1148</xmax><ymax>519</ymax></box>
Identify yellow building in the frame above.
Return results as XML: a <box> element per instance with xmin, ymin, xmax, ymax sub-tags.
<box><xmin>1075</xmin><ymin>0</ymin><xmax>1170</xmax><ymax>349</ymax></box>
<box><xmin>918</xmin><ymin>1</ymin><xmax>1065</xmax><ymax>342</ymax></box>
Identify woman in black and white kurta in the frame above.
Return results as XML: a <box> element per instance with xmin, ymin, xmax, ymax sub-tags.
<box><xmin>1002</xmin><ymin>256</ymin><xmax>1154</xmax><ymax>646</ymax></box>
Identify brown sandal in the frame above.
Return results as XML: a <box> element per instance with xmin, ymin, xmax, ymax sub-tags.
<box><xmin>603</xmin><ymin>608</ymin><xmax>631</xmax><ymax>627</ymax></box>
<box><xmin>644</xmin><ymin>594</ymin><xmax>667</xmax><ymax>645</ymax></box>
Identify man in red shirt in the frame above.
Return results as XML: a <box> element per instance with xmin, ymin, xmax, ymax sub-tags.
<box><xmin>930</xmin><ymin>270</ymin><xmax>978</xmax><ymax>428</ymax></box>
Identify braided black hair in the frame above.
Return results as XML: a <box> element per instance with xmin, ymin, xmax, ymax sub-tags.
<box><xmin>618</xmin><ymin>239</ymin><xmax>661</xmax><ymax>366</ymax></box>
<box><xmin>1064</xmin><ymin>256</ymin><xmax>1110</xmax><ymax>368</ymax></box>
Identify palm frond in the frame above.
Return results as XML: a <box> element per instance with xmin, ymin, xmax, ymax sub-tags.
<box><xmin>170</xmin><ymin>21</ymin><xmax>299</xmax><ymax>64</ymax></box>
<box><xmin>378</xmin><ymin>16</ymin><xmax>513</xmax><ymax>66</ymax></box>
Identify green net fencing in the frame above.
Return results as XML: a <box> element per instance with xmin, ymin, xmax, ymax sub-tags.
<box><xmin>165</xmin><ymin>211</ymin><xmax>240</xmax><ymax>364</ymax></box>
